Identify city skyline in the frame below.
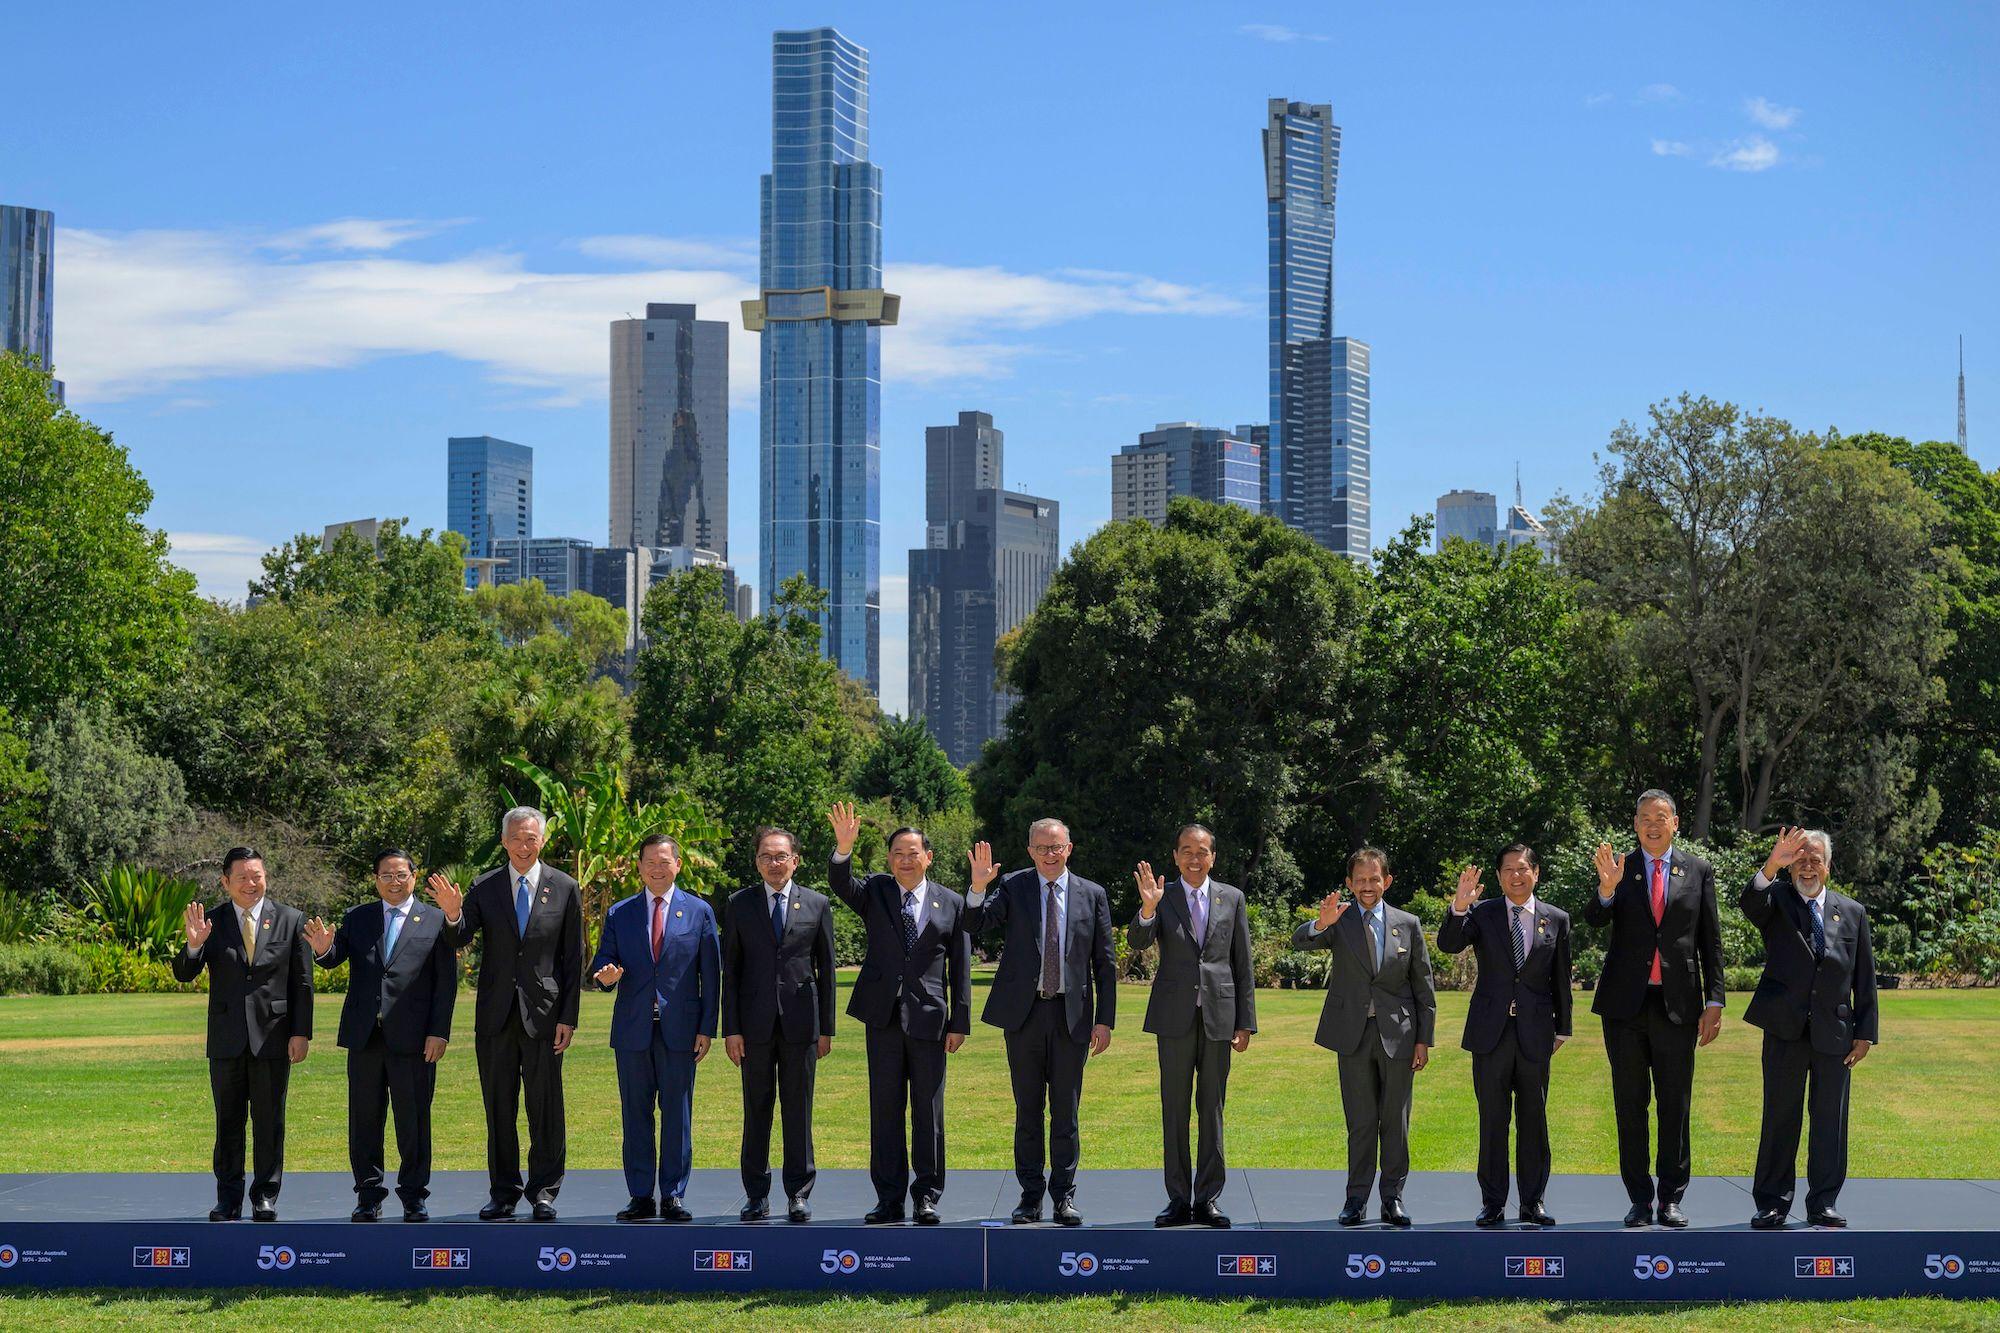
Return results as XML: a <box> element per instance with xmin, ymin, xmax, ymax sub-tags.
<box><xmin>8</xmin><ymin>2</ymin><xmax>1995</xmax><ymax>715</ymax></box>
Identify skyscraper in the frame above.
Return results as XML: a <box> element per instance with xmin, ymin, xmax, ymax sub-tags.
<box><xmin>748</xmin><ymin>27</ymin><xmax>900</xmax><ymax>697</ymax></box>
<box><xmin>1265</xmin><ymin>100</ymin><xmax>1370</xmax><ymax>559</ymax></box>
<box><xmin>1</xmin><ymin>204</ymin><xmax>61</xmax><ymax>401</ymax></box>
<box><xmin>909</xmin><ymin>412</ymin><xmax>1059</xmax><ymax>765</ymax></box>
<box><xmin>1110</xmin><ymin>423</ymin><xmax>1263</xmax><ymax>524</ymax></box>
<box><xmin>446</xmin><ymin>436</ymin><xmax>532</xmax><ymax>586</ymax></box>
<box><xmin>1435</xmin><ymin>489</ymin><xmax>1499</xmax><ymax>550</ymax></box>
<box><xmin>610</xmin><ymin>303</ymin><xmax>729</xmax><ymax>559</ymax></box>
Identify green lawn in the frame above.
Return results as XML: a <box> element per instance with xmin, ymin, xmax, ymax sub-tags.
<box><xmin>2</xmin><ymin>976</ymin><xmax>1995</xmax><ymax>1178</ymax></box>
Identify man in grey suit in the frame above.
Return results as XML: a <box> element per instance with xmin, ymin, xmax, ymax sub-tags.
<box><xmin>1292</xmin><ymin>846</ymin><xmax>1436</xmax><ymax>1227</ymax></box>
<box><xmin>1129</xmin><ymin>823</ymin><xmax>1256</xmax><ymax>1229</ymax></box>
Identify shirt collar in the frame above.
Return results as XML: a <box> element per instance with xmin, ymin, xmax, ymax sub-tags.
<box><xmin>511</xmin><ymin>861</ymin><xmax>541</xmax><ymax>889</ymax></box>
<box><xmin>645</xmin><ymin>884</ymin><xmax>675</xmax><ymax>905</ymax></box>
<box><xmin>1642</xmin><ymin>847</ymin><xmax>1673</xmax><ymax>875</ymax></box>
<box><xmin>1183</xmin><ymin>877</ymin><xmax>1209</xmax><ymax>896</ymax></box>
<box><xmin>1506</xmin><ymin>894</ymin><xmax>1539</xmax><ymax>914</ymax></box>
<box><xmin>767</xmin><ymin>880</ymin><xmax>792</xmax><ymax>900</ymax></box>
<box><xmin>384</xmin><ymin>898</ymin><xmax>410</xmax><ymax>917</ymax></box>
<box><xmin>1041</xmin><ymin>869</ymin><xmax>1069</xmax><ymax>892</ymax></box>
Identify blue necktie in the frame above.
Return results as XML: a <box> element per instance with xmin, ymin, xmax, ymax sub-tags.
<box><xmin>383</xmin><ymin>906</ymin><xmax>404</xmax><ymax>961</ymax></box>
<box><xmin>1809</xmin><ymin>899</ymin><xmax>1825</xmax><ymax>958</ymax></box>
<box><xmin>1511</xmin><ymin>904</ymin><xmax>1527</xmax><ymax>970</ymax></box>
<box><xmin>515</xmin><ymin>875</ymin><xmax>532</xmax><ymax>933</ymax></box>
<box><xmin>771</xmin><ymin>891</ymin><xmax>786</xmax><ymax>942</ymax></box>
<box><xmin>1368</xmin><ymin>909</ymin><xmax>1384</xmax><ymax>971</ymax></box>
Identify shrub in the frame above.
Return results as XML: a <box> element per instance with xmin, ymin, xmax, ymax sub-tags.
<box><xmin>1724</xmin><ymin>964</ymin><xmax>1764</xmax><ymax>992</ymax></box>
<box><xmin>1273</xmin><ymin>950</ymin><xmax>1328</xmax><ymax>989</ymax></box>
<box><xmin>0</xmin><ymin>887</ymin><xmax>54</xmax><ymax>943</ymax></box>
<box><xmin>0</xmin><ymin>942</ymin><xmax>92</xmax><ymax>995</ymax></box>
<box><xmin>68</xmin><ymin>939</ymin><xmax>202</xmax><ymax>993</ymax></box>
<box><xmin>78</xmin><ymin>864</ymin><xmax>203</xmax><ymax>959</ymax></box>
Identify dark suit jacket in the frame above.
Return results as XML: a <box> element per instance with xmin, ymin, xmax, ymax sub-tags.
<box><xmin>590</xmin><ymin>888</ymin><xmax>720</xmax><ymax>1052</ymax></box>
<box><xmin>1127</xmin><ymin>878</ymin><xmax>1257</xmax><ymax>1042</ymax></box>
<box><xmin>1740</xmin><ymin>875</ymin><xmax>1879</xmax><ymax>1054</ymax></box>
<box><xmin>446</xmin><ymin>862</ymin><xmax>584</xmax><ymax>1039</ymax></box>
<box><xmin>313</xmin><ymin>899</ymin><xmax>457</xmax><ymax>1055</ymax></box>
<box><xmin>1437</xmin><ymin>896</ymin><xmax>1572</xmax><ymax>1059</ymax></box>
<box><xmin>172</xmin><ymin>897</ymin><xmax>315</xmax><ymax>1059</ymax></box>
<box><xmin>1583</xmin><ymin>848</ymin><xmax>1725</xmax><ymax>1024</ymax></box>
<box><xmin>966</xmin><ymin>868</ymin><xmax>1116</xmax><ymax>1044</ymax></box>
<box><xmin>1292</xmin><ymin>902</ymin><xmax>1437</xmax><ymax>1058</ymax></box>
<box><xmin>721</xmin><ymin>882</ymin><xmax>837</xmax><ymax>1046</ymax></box>
<box><xmin>828</xmin><ymin>856</ymin><xmax>972</xmax><ymax>1042</ymax></box>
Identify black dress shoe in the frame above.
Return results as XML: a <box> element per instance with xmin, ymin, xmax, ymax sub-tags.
<box><xmin>478</xmin><ymin>1199</ymin><xmax>517</xmax><ymax>1221</ymax></box>
<box><xmin>787</xmin><ymin>1196</ymin><xmax>812</xmax><ymax>1224</ymax></box>
<box><xmin>1751</xmin><ymin>1208</ymin><xmax>1788</xmax><ymax>1230</ymax></box>
<box><xmin>1193</xmin><ymin>1201</ymin><xmax>1231</xmax><ymax>1229</ymax></box>
<box><xmin>251</xmin><ymin>1203</ymin><xmax>277</xmax><ymax>1223</ymax></box>
<box><xmin>914</xmin><ymin>1202</ymin><xmax>942</xmax><ymax>1226</ymax></box>
<box><xmin>1338</xmin><ymin>1200</ymin><xmax>1366</xmax><ymax>1226</ymax></box>
<box><xmin>1623</xmin><ymin>1203</ymin><xmax>1653</xmax><ymax>1227</ymax></box>
<box><xmin>402</xmin><ymin>1204</ymin><xmax>429</xmax><ymax>1223</ymax></box>
<box><xmin>1053</xmin><ymin>1198</ymin><xmax>1083</xmax><ymax>1227</ymax></box>
<box><xmin>1475</xmin><ymin>1204</ymin><xmax>1505</xmax><ymax>1228</ymax></box>
<box><xmin>616</xmin><ymin>1197</ymin><xmax>656</xmax><ymax>1222</ymax></box>
<box><xmin>1154</xmin><ymin>1200</ymin><xmax>1193</xmax><ymax>1228</ymax></box>
<box><xmin>208</xmin><ymin>1206</ymin><xmax>240</xmax><ymax>1222</ymax></box>
<box><xmin>1518</xmin><ymin>1202</ymin><xmax>1557</xmax><ymax>1227</ymax></box>
<box><xmin>1807</xmin><ymin>1208</ymin><xmax>1847</xmax><ymax>1228</ymax></box>
<box><xmin>662</xmin><ymin>1198</ymin><xmax>693</xmax><ymax>1223</ymax></box>
<box><xmin>351</xmin><ymin>1203</ymin><xmax>381</xmax><ymax>1222</ymax></box>
<box><xmin>531</xmin><ymin>1200</ymin><xmax>558</xmax><ymax>1222</ymax></box>
<box><xmin>1657</xmin><ymin>1202</ymin><xmax>1689</xmax><ymax>1229</ymax></box>
<box><xmin>864</xmin><ymin>1204</ymin><xmax>905</xmax><ymax>1225</ymax></box>
<box><xmin>1380</xmin><ymin>1199</ymin><xmax>1411</xmax><ymax>1228</ymax></box>
<box><xmin>740</xmin><ymin>1197</ymin><xmax>770</xmax><ymax>1222</ymax></box>
<box><xmin>1010</xmin><ymin>1199</ymin><xmax>1043</xmax><ymax>1224</ymax></box>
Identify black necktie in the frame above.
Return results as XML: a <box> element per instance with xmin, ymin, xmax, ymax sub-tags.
<box><xmin>1809</xmin><ymin>899</ymin><xmax>1825</xmax><ymax>958</ymax></box>
<box><xmin>901</xmin><ymin>890</ymin><xmax>918</xmax><ymax>954</ymax></box>
<box><xmin>1040</xmin><ymin>881</ymin><xmax>1061</xmax><ymax>997</ymax></box>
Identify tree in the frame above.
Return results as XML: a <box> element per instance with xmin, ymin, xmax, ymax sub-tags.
<box><xmin>27</xmin><ymin>698</ymin><xmax>190</xmax><ymax>893</ymax></box>
<box><xmin>470</xmin><ymin>579</ymin><xmax>627</xmax><ymax>668</ymax></box>
<box><xmin>251</xmin><ymin>519</ymin><xmax>480</xmax><ymax>641</ymax></box>
<box><xmin>0</xmin><ymin>707</ymin><xmax>47</xmax><ymax>864</ymax></box>
<box><xmin>853</xmin><ymin>716</ymin><xmax>971</xmax><ymax>815</ymax></box>
<box><xmin>0</xmin><ymin>354</ymin><xmax>198</xmax><ymax>721</ymax></box>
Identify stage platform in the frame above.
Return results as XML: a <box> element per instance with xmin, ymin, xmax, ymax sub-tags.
<box><xmin>1</xmin><ymin>1168</ymin><xmax>1995</xmax><ymax>1299</ymax></box>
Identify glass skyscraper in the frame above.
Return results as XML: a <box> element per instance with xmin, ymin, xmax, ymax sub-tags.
<box><xmin>748</xmin><ymin>27</ymin><xmax>899</xmax><ymax>696</ymax></box>
<box><xmin>610</xmin><ymin>303</ymin><xmax>729</xmax><ymax>560</ymax></box>
<box><xmin>1110</xmin><ymin>423</ymin><xmax>1263</xmax><ymax>525</ymax></box>
<box><xmin>446</xmin><ymin>436</ymin><xmax>533</xmax><ymax>586</ymax></box>
<box><xmin>2</xmin><ymin>204</ymin><xmax>62</xmax><ymax>401</ymax></box>
<box><xmin>1265</xmin><ymin>100</ymin><xmax>1369</xmax><ymax>559</ymax></box>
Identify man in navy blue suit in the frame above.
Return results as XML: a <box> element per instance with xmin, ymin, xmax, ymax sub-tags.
<box><xmin>304</xmin><ymin>848</ymin><xmax>458</xmax><ymax>1222</ymax></box>
<box><xmin>590</xmin><ymin>834</ymin><xmax>720</xmax><ymax>1222</ymax></box>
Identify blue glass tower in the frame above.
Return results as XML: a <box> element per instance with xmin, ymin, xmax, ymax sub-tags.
<box><xmin>446</xmin><ymin>435</ymin><xmax>533</xmax><ymax>587</ymax></box>
<box><xmin>1265</xmin><ymin>100</ymin><xmax>1369</xmax><ymax>559</ymax></box>
<box><xmin>1</xmin><ymin>204</ymin><xmax>62</xmax><ymax>402</ymax></box>
<box><xmin>748</xmin><ymin>27</ymin><xmax>899</xmax><ymax>696</ymax></box>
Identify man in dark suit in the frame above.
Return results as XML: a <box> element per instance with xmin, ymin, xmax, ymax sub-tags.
<box><xmin>1741</xmin><ymin>827</ymin><xmax>1878</xmax><ymax>1230</ymax></box>
<box><xmin>590</xmin><ymin>834</ymin><xmax>719</xmax><ymax>1223</ymax></box>
<box><xmin>722</xmin><ymin>827</ymin><xmax>836</xmax><ymax>1223</ymax></box>
<box><xmin>426</xmin><ymin>806</ymin><xmax>584</xmax><ymax>1221</ymax></box>
<box><xmin>1436</xmin><ymin>845</ymin><xmax>1572</xmax><ymax>1227</ymax></box>
<box><xmin>1291</xmin><ymin>846</ymin><xmax>1436</xmax><ymax>1227</ymax></box>
<box><xmin>966</xmin><ymin>818</ymin><xmax>1116</xmax><ymax>1226</ymax></box>
<box><xmin>1129</xmin><ymin>823</ymin><xmax>1256</xmax><ymax>1229</ymax></box>
<box><xmin>826</xmin><ymin>802</ymin><xmax>972</xmax><ymax>1226</ymax></box>
<box><xmin>1584</xmin><ymin>789</ymin><xmax>1725</xmax><ymax>1228</ymax></box>
<box><xmin>303</xmin><ymin>848</ymin><xmax>457</xmax><ymax>1222</ymax></box>
<box><xmin>173</xmin><ymin>846</ymin><xmax>313</xmax><ymax>1222</ymax></box>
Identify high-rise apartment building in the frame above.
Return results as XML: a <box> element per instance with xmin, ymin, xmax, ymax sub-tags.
<box><xmin>447</xmin><ymin>436</ymin><xmax>532</xmax><ymax>586</ymax></box>
<box><xmin>609</xmin><ymin>303</ymin><xmax>729</xmax><ymax>559</ymax></box>
<box><xmin>1110</xmin><ymin>423</ymin><xmax>1263</xmax><ymax>525</ymax></box>
<box><xmin>1</xmin><ymin>204</ymin><xmax>61</xmax><ymax>401</ymax></box>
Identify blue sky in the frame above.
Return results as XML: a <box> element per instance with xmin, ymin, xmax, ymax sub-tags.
<box><xmin>9</xmin><ymin>1</ymin><xmax>1997</xmax><ymax>712</ymax></box>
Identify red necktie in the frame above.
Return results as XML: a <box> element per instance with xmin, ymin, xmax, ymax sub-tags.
<box><xmin>650</xmin><ymin>893</ymin><xmax>664</xmax><ymax>962</ymax></box>
<box><xmin>1649</xmin><ymin>858</ymin><xmax>1666</xmax><ymax>984</ymax></box>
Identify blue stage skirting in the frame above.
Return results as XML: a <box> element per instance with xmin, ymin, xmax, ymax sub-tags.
<box><xmin>2</xmin><ymin>1169</ymin><xmax>1995</xmax><ymax>1300</ymax></box>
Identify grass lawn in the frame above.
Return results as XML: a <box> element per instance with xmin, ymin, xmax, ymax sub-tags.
<box><xmin>0</xmin><ymin>976</ymin><xmax>1994</xmax><ymax>1178</ymax></box>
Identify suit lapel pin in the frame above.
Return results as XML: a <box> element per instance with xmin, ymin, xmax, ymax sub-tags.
<box><xmin>1672</xmin><ymin>864</ymin><xmax>1684</xmax><ymax>877</ymax></box>
<box><xmin>1832</xmin><ymin>912</ymin><xmax>1841</xmax><ymax>923</ymax></box>
<box><xmin>675</xmin><ymin>909</ymin><xmax>684</xmax><ymax>918</ymax></box>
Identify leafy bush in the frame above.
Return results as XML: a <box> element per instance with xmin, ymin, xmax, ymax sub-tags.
<box><xmin>68</xmin><ymin>939</ymin><xmax>203</xmax><ymax>993</ymax></box>
<box><xmin>0</xmin><ymin>942</ymin><xmax>92</xmax><ymax>994</ymax></box>
<box><xmin>77</xmin><ymin>864</ymin><xmax>203</xmax><ymax>959</ymax></box>
<box><xmin>1273</xmin><ymin>950</ymin><xmax>1328</xmax><ymax>989</ymax></box>
<box><xmin>1891</xmin><ymin>834</ymin><xmax>2000</xmax><ymax>981</ymax></box>
<box><xmin>1724</xmin><ymin>965</ymin><xmax>1764</xmax><ymax>992</ymax></box>
<box><xmin>0</xmin><ymin>887</ymin><xmax>54</xmax><ymax>943</ymax></box>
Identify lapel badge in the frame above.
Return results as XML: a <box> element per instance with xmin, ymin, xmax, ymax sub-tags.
<box><xmin>675</xmin><ymin>910</ymin><xmax>684</xmax><ymax>918</ymax></box>
<box><xmin>1832</xmin><ymin>912</ymin><xmax>1841</xmax><ymax>923</ymax></box>
<box><xmin>1672</xmin><ymin>864</ymin><xmax>1684</xmax><ymax>877</ymax></box>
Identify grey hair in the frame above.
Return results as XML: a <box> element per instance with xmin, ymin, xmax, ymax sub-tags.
<box><xmin>1028</xmin><ymin>817</ymin><xmax>1070</xmax><ymax>843</ymax></box>
<box><xmin>1636</xmin><ymin>789</ymin><xmax>1678</xmax><ymax>815</ymax></box>
<box><xmin>1801</xmin><ymin>829</ymin><xmax>1833</xmax><ymax>864</ymax></box>
<box><xmin>501</xmin><ymin>806</ymin><xmax>547</xmax><ymax>839</ymax></box>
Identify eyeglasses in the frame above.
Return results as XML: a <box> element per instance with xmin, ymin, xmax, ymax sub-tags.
<box><xmin>1029</xmin><ymin>843</ymin><xmax>1070</xmax><ymax>855</ymax></box>
<box><xmin>377</xmin><ymin>871</ymin><xmax>414</xmax><ymax>883</ymax></box>
<box><xmin>756</xmin><ymin>852</ymin><xmax>796</xmax><ymax>864</ymax></box>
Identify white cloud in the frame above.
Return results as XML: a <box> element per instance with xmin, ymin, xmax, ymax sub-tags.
<box><xmin>1711</xmin><ymin>135</ymin><xmax>1781</xmax><ymax>172</ymax></box>
<box><xmin>1636</xmin><ymin>83</ymin><xmax>1682</xmax><ymax>103</ymax></box>
<box><xmin>263</xmin><ymin>218</ymin><xmax>466</xmax><ymax>253</ymax></box>
<box><xmin>168</xmin><ymin>531</ymin><xmax>274</xmax><ymax>601</ymax></box>
<box><xmin>57</xmin><ymin>222</ymin><xmax>1246</xmax><ymax>408</ymax></box>
<box><xmin>1650</xmin><ymin>139</ymin><xmax>1694</xmax><ymax>157</ymax></box>
<box><xmin>1744</xmin><ymin>96</ymin><xmax>1800</xmax><ymax>130</ymax></box>
<box><xmin>1239</xmin><ymin>22</ymin><xmax>1328</xmax><ymax>42</ymax></box>
<box><xmin>1583</xmin><ymin>92</ymin><xmax>1615</xmax><ymax>107</ymax></box>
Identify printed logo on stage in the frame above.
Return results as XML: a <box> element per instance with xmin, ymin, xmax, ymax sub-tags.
<box><xmin>1925</xmin><ymin>1254</ymin><xmax>1998</xmax><ymax>1280</ymax></box>
<box><xmin>694</xmin><ymin>1249</ymin><xmax>753</xmax><ymax>1272</ymax></box>
<box><xmin>1057</xmin><ymin>1249</ymin><xmax>1151</xmax><ymax>1276</ymax></box>
<box><xmin>1347</xmin><ymin>1252</ymin><xmax>1439</xmax><ymax>1279</ymax></box>
<box><xmin>257</xmin><ymin>1243</ymin><xmax>344</xmax><ymax>1272</ymax></box>
<box><xmin>412</xmin><ymin>1247</ymin><xmax>471</xmax><ymax>1270</ymax></box>
<box><xmin>1794</xmin><ymin>1255</ymin><xmax>1854</xmax><ymax>1279</ymax></box>
<box><xmin>1505</xmin><ymin>1255</ymin><xmax>1564</xmax><ymax>1279</ymax></box>
<box><xmin>822</xmin><ymin>1248</ymin><xmax>917</xmax><ymax>1275</ymax></box>
<box><xmin>1218</xmin><ymin>1254</ymin><xmax>1277</xmax><ymax>1277</ymax></box>
<box><xmin>0</xmin><ymin>1243</ymin><xmax>65</xmax><ymax>1270</ymax></box>
<box><xmin>532</xmin><ymin>1245</ymin><xmax>626</xmax><ymax>1273</ymax></box>
<box><xmin>132</xmin><ymin>1246</ymin><xmax>191</xmax><ymax>1269</ymax></box>
<box><xmin>1634</xmin><ymin>1254</ymin><xmax>1724</xmax><ymax>1280</ymax></box>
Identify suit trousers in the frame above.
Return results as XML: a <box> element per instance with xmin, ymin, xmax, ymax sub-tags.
<box><xmin>1471</xmin><ymin>1017</ymin><xmax>1551</xmax><ymax>1209</ymax></box>
<box><xmin>1752</xmin><ymin>1028</ymin><xmax>1852</xmax><ymax>1214</ymax></box>
<box><xmin>348</xmin><ymin>1027</ymin><xmax>437</xmax><ymax>1207</ymax></box>
<box><xmin>474</xmin><ymin>1003</ymin><xmax>567</xmax><ymax>1205</ymax></box>
<box><xmin>209</xmin><ymin>1052</ymin><xmax>291</xmax><ymax>1208</ymax></box>
<box><xmin>1337</xmin><ymin>1016</ymin><xmax>1416</xmax><ymax>1205</ymax></box>
<box><xmin>865</xmin><ymin>1023</ymin><xmax>947</xmax><ymax>1209</ymax></box>
<box><xmin>1601</xmin><ymin>986</ymin><xmax>1698</xmax><ymax>1207</ymax></box>
<box><xmin>1157</xmin><ymin>1023</ymin><xmax>1232</xmax><ymax>1207</ymax></box>
<box><xmin>1006</xmin><ymin>995</ymin><xmax>1089</xmax><ymax>1204</ymax></box>
<box><xmin>740</xmin><ymin>1036</ymin><xmax>818</xmax><ymax>1202</ymax></box>
<box><xmin>615</xmin><ymin>1021</ymin><xmax>697</xmax><ymax>1203</ymax></box>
